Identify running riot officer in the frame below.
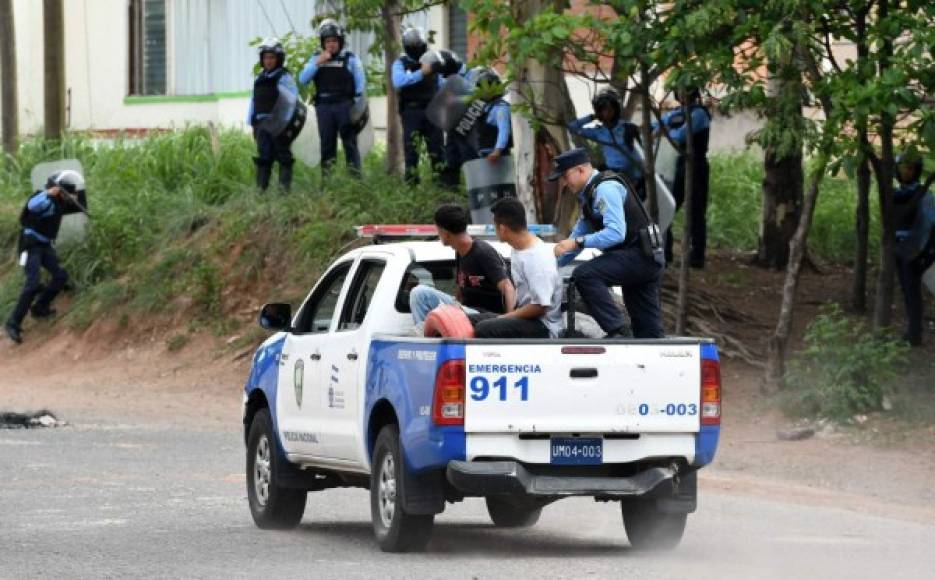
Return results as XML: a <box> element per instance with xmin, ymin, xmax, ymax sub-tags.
<box><xmin>552</xmin><ymin>148</ymin><xmax>665</xmax><ymax>339</ymax></box>
<box><xmin>893</xmin><ymin>153</ymin><xmax>935</xmax><ymax>346</ymax></box>
<box><xmin>567</xmin><ymin>88</ymin><xmax>644</xmax><ymax>198</ymax></box>
<box><xmin>299</xmin><ymin>19</ymin><xmax>366</xmax><ymax>174</ymax></box>
<box><xmin>392</xmin><ymin>27</ymin><xmax>445</xmax><ymax>183</ymax></box>
<box><xmin>248</xmin><ymin>38</ymin><xmax>302</xmax><ymax>191</ymax></box>
<box><xmin>5</xmin><ymin>171</ymin><xmax>88</xmax><ymax>344</ymax></box>
<box><xmin>655</xmin><ymin>89</ymin><xmax>711</xmax><ymax>267</ymax></box>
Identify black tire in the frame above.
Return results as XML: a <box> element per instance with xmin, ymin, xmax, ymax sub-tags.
<box><xmin>485</xmin><ymin>497</ymin><xmax>542</xmax><ymax>528</ymax></box>
<box><xmin>370</xmin><ymin>424</ymin><xmax>435</xmax><ymax>552</ymax></box>
<box><xmin>622</xmin><ymin>501</ymin><xmax>687</xmax><ymax>550</ymax></box>
<box><xmin>246</xmin><ymin>408</ymin><xmax>307</xmax><ymax>529</ymax></box>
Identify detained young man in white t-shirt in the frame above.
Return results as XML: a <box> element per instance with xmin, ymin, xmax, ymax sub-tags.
<box><xmin>470</xmin><ymin>198</ymin><xmax>565</xmax><ymax>339</ymax></box>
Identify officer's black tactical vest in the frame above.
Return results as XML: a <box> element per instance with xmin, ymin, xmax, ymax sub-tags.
<box><xmin>398</xmin><ymin>55</ymin><xmax>439</xmax><ymax>112</ymax></box>
<box><xmin>477</xmin><ymin>98</ymin><xmax>513</xmax><ymax>153</ymax></box>
<box><xmin>253</xmin><ymin>68</ymin><xmax>285</xmax><ymax>117</ymax></box>
<box><xmin>313</xmin><ymin>52</ymin><xmax>356</xmax><ymax>104</ymax></box>
<box><xmin>580</xmin><ymin>172</ymin><xmax>651</xmax><ymax>252</ymax></box>
<box><xmin>19</xmin><ymin>193</ymin><xmax>62</xmax><ymax>242</ymax></box>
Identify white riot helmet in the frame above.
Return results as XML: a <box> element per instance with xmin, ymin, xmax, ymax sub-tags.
<box><xmin>46</xmin><ymin>169</ymin><xmax>85</xmax><ymax>194</ymax></box>
<box><xmin>402</xmin><ymin>27</ymin><xmax>428</xmax><ymax>60</ymax></box>
<box><xmin>318</xmin><ymin>19</ymin><xmax>345</xmax><ymax>50</ymax></box>
<box><xmin>258</xmin><ymin>37</ymin><xmax>286</xmax><ymax>67</ymax></box>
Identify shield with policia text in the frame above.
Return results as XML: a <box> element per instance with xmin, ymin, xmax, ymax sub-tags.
<box><xmin>426</xmin><ymin>75</ymin><xmax>477</xmax><ymax>132</ymax></box>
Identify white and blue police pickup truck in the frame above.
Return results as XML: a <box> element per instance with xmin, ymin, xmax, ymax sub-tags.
<box><xmin>242</xmin><ymin>225</ymin><xmax>721</xmax><ymax>552</ymax></box>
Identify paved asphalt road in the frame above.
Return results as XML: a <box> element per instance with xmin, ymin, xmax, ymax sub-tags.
<box><xmin>1</xmin><ymin>417</ymin><xmax>933</xmax><ymax>580</ymax></box>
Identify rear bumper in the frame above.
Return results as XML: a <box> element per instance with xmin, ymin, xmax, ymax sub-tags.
<box><xmin>446</xmin><ymin>460</ymin><xmax>678</xmax><ymax>498</ymax></box>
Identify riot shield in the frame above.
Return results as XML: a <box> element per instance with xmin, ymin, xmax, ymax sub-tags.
<box><xmin>463</xmin><ymin>155</ymin><xmax>516</xmax><ymax>225</ymax></box>
<box><xmin>634</xmin><ymin>143</ymin><xmax>677</xmax><ymax>233</ymax></box>
<box><xmin>30</xmin><ymin>159</ymin><xmax>88</xmax><ymax>248</ymax></box>
<box><xmin>426</xmin><ymin>75</ymin><xmax>474</xmax><ymax>132</ymax></box>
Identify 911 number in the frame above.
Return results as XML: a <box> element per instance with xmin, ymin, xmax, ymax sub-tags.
<box><xmin>470</xmin><ymin>376</ymin><xmax>529</xmax><ymax>402</ymax></box>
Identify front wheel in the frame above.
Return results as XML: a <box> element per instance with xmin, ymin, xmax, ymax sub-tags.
<box><xmin>622</xmin><ymin>501</ymin><xmax>687</xmax><ymax>550</ymax></box>
<box><xmin>370</xmin><ymin>425</ymin><xmax>435</xmax><ymax>552</ymax></box>
<box><xmin>246</xmin><ymin>408</ymin><xmax>307</xmax><ymax>529</ymax></box>
<box><xmin>485</xmin><ymin>497</ymin><xmax>542</xmax><ymax>528</ymax></box>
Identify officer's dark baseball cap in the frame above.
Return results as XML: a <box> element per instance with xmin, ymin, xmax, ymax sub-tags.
<box><xmin>547</xmin><ymin>148</ymin><xmax>591</xmax><ymax>182</ymax></box>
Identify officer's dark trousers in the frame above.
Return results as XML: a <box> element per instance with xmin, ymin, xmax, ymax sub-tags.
<box><xmin>572</xmin><ymin>247</ymin><xmax>664</xmax><ymax>338</ymax></box>
<box><xmin>254</xmin><ymin>129</ymin><xmax>294</xmax><ymax>191</ymax></box>
<box><xmin>401</xmin><ymin>106</ymin><xmax>444</xmax><ymax>183</ymax></box>
<box><xmin>316</xmin><ymin>101</ymin><xmax>360</xmax><ymax>174</ymax></box>
<box><xmin>7</xmin><ymin>244</ymin><xmax>68</xmax><ymax>329</ymax></box>
<box><xmin>470</xmin><ymin>312</ymin><xmax>550</xmax><ymax>339</ymax></box>
<box><xmin>441</xmin><ymin>131</ymin><xmax>477</xmax><ymax>189</ymax></box>
<box><xmin>666</xmin><ymin>157</ymin><xmax>709</xmax><ymax>266</ymax></box>
<box><xmin>896</xmin><ymin>256</ymin><xmax>927</xmax><ymax>344</ymax></box>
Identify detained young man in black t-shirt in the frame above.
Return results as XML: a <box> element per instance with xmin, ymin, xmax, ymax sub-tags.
<box><xmin>409</xmin><ymin>204</ymin><xmax>516</xmax><ymax>324</ymax></box>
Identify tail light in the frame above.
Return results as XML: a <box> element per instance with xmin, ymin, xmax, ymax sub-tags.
<box><xmin>701</xmin><ymin>359</ymin><xmax>721</xmax><ymax>426</ymax></box>
<box><xmin>432</xmin><ymin>359</ymin><xmax>465</xmax><ymax>426</ymax></box>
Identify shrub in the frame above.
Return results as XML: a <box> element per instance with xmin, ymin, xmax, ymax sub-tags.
<box><xmin>785</xmin><ymin>304</ymin><xmax>909</xmax><ymax>421</ymax></box>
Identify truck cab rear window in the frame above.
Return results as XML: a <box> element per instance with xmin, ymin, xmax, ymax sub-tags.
<box><xmin>395</xmin><ymin>261</ymin><xmax>457</xmax><ymax>313</ymax></box>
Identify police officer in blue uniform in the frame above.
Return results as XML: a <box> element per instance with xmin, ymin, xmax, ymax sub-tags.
<box><xmin>655</xmin><ymin>89</ymin><xmax>711</xmax><ymax>267</ymax></box>
<box><xmin>248</xmin><ymin>38</ymin><xmax>302</xmax><ymax>191</ymax></box>
<box><xmin>552</xmin><ymin>148</ymin><xmax>664</xmax><ymax>339</ymax></box>
<box><xmin>893</xmin><ymin>153</ymin><xmax>935</xmax><ymax>346</ymax></box>
<box><xmin>567</xmin><ymin>88</ymin><xmax>644</xmax><ymax>197</ymax></box>
<box><xmin>300</xmin><ymin>19</ymin><xmax>366</xmax><ymax>174</ymax></box>
<box><xmin>473</xmin><ymin>69</ymin><xmax>513</xmax><ymax>165</ymax></box>
<box><xmin>5</xmin><ymin>170</ymin><xmax>88</xmax><ymax>344</ymax></box>
<box><xmin>392</xmin><ymin>27</ymin><xmax>445</xmax><ymax>183</ymax></box>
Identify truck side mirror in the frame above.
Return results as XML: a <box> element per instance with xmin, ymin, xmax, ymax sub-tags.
<box><xmin>259</xmin><ymin>303</ymin><xmax>292</xmax><ymax>331</ymax></box>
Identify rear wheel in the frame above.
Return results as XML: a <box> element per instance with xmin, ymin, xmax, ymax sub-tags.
<box><xmin>246</xmin><ymin>408</ymin><xmax>307</xmax><ymax>529</ymax></box>
<box><xmin>370</xmin><ymin>425</ymin><xmax>435</xmax><ymax>552</ymax></box>
<box><xmin>622</xmin><ymin>501</ymin><xmax>687</xmax><ymax>550</ymax></box>
<box><xmin>485</xmin><ymin>497</ymin><xmax>542</xmax><ymax>528</ymax></box>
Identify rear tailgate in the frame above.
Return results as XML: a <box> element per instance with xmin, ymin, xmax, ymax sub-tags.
<box><xmin>464</xmin><ymin>341</ymin><xmax>703</xmax><ymax>435</ymax></box>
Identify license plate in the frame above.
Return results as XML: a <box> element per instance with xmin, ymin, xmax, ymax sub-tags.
<box><xmin>550</xmin><ymin>437</ymin><xmax>603</xmax><ymax>465</ymax></box>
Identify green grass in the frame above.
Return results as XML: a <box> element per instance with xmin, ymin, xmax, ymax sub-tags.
<box><xmin>0</xmin><ymin>128</ymin><xmax>456</xmax><ymax>333</ymax></box>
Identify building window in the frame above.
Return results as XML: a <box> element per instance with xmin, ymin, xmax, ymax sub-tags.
<box><xmin>448</xmin><ymin>2</ymin><xmax>468</xmax><ymax>60</ymax></box>
<box><xmin>129</xmin><ymin>0</ymin><xmax>168</xmax><ymax>95</ymax></box>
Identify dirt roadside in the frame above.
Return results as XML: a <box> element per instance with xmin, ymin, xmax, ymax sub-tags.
<box><xmin>2</xmin><ymin>327</ymin><xmax>933</xmax><ymax>526</ymax></box>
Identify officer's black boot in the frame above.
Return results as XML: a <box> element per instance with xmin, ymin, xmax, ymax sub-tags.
<box><xmin>254</xmin><ymin>158</ymin><xmax>272</xmax><ymax>192</ymax></box>
<box><xmin>278</xmin><ymin>160</ymin><xmax>294</xmax><ymax>193</ymax></box>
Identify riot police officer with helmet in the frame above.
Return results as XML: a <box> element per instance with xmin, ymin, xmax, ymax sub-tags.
<box><xmin>299</xmin><ymin>19</ymin><xmax>366</xmax><ymax>174</ymax></box>
<box><xmin>247</xmin><ymin>38</ymin><xmax>303</xmax><ymax>191</ymax></box>
<box><xmin>5</xmin><ymin>170</ymin><xmax>88</xmax><ymax>344</ymax></box>
<box><xmin>392</xmin><ymin>27</ymin><xmax>445</xmax><ymax>183</ymax></box>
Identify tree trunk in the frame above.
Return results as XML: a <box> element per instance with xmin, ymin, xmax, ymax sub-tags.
<box><xmin>43</xmin><ymin>0</ymin><xmax>66</xmax><ymax>140</ymax></box>
<box><xmin>765</xmin><ymin>154</ymin><xmax>830</xmax><ymax>392</ymax></box>
<box><xmin>382</xmin><ymin>0</ymin><xmax>403</xmax><ymax>175</ymax></box>
<box><xmin>510</xmin><ymin>0</ymin><xmax>574</xmax><ymax>230</ymax></box>
<box><xmin>758</xmin><ymin>148</ymin><xmax>803</xmax><ymax>269</ymax></box>
<box><xmin>0</xmin><ymin>0</ymin><xmax>18</xmax><ymax>155</ymax></box>
<box><xmin>638</xmin><ymin>64</ymin><xmax>659</xmax><ymax>221</ymax></box>
<box><xmin>675</xmin><ymin>99</ymin><xmax>693</xmax><ymax>335</ymax></box>
<box><xmin>850</xmin><ymin>7</ymin><xmax>871</xmax><ymax>313</ymax></box>
<box><xmin>851</xmin><ymin>141</ymin><xmax>871</xmax><ymax>312</ymax></box>
<box><xmin>871</xmin><ymin>0</ymin><xmax>896</xmax><ymax>331</ymax></box>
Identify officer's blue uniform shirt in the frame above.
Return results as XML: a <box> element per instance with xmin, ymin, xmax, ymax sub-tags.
<box><xmin>246</xmin><ymin>68</ymin><xmax>299</xmax><ymax>126</ymax></box>
<box><xmin>558</xmin><ymin>170</ymin><xmax>628</xmax><ymax>267</ymax></box>
<box><xmin>23</xmin><ymin>190</ymin><xmax>57</xmax><ymax>244</ymax></box>
<box><xmin>654</xmin><ymin>105</ymin><xmax>710</xmax><ymax>144</ymax></box>
<box><xmin>481</xmin><ymin>101</ymin><xmax>511</xmax><ymax>153</ymax></box>
<box><xmin>298</xmin><ymin>51</ymin><xmax>366</xmax><ymax>97</ymax></box>
<box><xmin>390</xmin><ymin>58</ymin><xmax>444</xmax><ymax>90</ymax></box>
<box><xmin>567</xmin><ymin>115</ymin><xmax>642</xmax><ymax>179</ymax></box>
